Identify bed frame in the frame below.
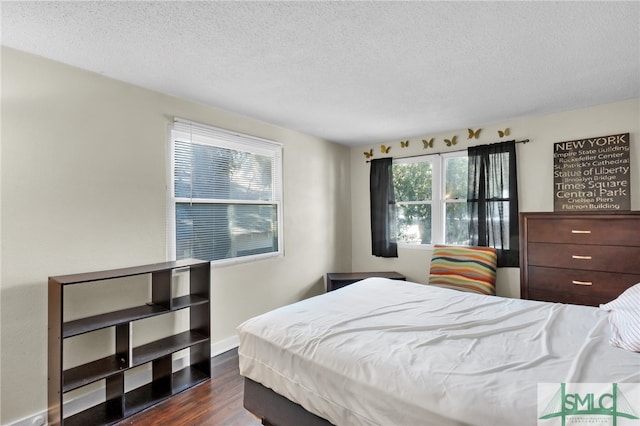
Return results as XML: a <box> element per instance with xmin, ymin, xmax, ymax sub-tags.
<box><xmin>243</xmin><ymin>377</ymin><xmax>333</xmax><ymax>426</ymax></box>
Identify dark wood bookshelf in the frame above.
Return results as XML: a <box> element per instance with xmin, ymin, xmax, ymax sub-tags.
<box><xmin>49</xmin><ymin>259</ymin><xmax>211</xmax><ymax>426</ymax></box>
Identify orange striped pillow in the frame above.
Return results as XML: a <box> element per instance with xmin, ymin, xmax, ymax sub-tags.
<box><xmin>428</xmin><ymin>245</ymin><xmax>497</xmax><ymax>295</ymax></box>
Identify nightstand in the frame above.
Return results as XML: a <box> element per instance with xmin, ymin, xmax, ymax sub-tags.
<box><xmin>325</xmin><ymin>271</ymin><xmax>406</xmax><ymax>292</ymax></box>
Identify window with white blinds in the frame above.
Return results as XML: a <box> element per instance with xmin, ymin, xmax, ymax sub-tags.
<box><xmin>169</xmin><ymin>118</ymin><xmax>283</xmax><ymax>264</ymax></box>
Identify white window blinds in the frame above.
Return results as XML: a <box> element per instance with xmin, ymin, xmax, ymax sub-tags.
<box><xmin>169</xmin><ymin>118</ymin><xmax>283</xmax><ymax>264</ymax></box>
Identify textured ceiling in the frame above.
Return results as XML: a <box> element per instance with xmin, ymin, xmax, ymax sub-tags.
<box><xmin>2</xmin><ymin>1</ymin><xmax>639</xmax><ymax>147</ymax></box>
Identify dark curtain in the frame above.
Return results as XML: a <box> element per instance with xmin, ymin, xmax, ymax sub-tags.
<box><xmin>370</xmin><ymin>158</ymin><xmax>398</xmax><ymax>257</ymax></box>
<box><xmin>467</xmin><ymin>141</ymin><xmax>519</xmax><ymax>267</ymax></box>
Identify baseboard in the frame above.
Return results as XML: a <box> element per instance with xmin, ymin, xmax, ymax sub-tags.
<box><xmin>211</xmin><ymin>334</ymin><xmax>240</xmax><ymax>356</ymax></box>
<box><xmin>10</xmin><ymin>412</ymin><xmax>47</xmax><ymax>426</ymax></box>
<box><xmin>10</xmin><ymin>336</ymin><xmax>240</xmax><ymax>426</ymax></box>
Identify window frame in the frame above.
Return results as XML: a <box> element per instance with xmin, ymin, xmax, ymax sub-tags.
<box><xmin>167</xmin><ymin>118</ymin><xmax>284</xmax><ymax>266</ymax></box>
<box><xmin>393</xmin><ymin>150</ymin><xmax>468</xmax><ymax>249</ymax></box>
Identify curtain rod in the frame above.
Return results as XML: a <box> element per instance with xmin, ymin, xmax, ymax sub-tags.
<box><xmin>366</xmin><ymin>139</ymin><xmax>530</xmax><ymax>163</ymax></box>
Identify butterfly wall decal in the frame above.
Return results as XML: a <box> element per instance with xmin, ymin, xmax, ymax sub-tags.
<box><xmin>498</xmin><ymin>128</ymin><xmax>511</xmax><ymax>138</ymax></box>
<box><xmin>380</xmin><ymin>144</ymin><xmax>391</xmax><ymax>154</ymax></box>
<box><xmin>363</xmin><ymin>149</ymin><xmax>373</xmax><ymax>159</ymax></box>
<box><xmin>422</xmin><ymin>138</ymin><xmax>434</xmax><ymax>149</ymax></box>
<box><xmin>444</xmin><ymin>135</ymin><xmax>458</xmax><ymax>147</ymax></box>
<box><xmin>468</xmin><ymin>128</ymin><xmax>482</xmax><ymax>139</ymax></box>
<box><xmin>400</xmin><ymin>140</ymin><xmax>409</xmax><ymax>148</ymax></box>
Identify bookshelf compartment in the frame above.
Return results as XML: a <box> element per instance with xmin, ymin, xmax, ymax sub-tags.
<box><xmin>63</xmin><ymin>304</ymin><xmax>168</xmax><ymax>338</ymax></box>
<box><xmin>133</xmin><ymin>330</ymin><xmax>209</xmax><ymax>366</ymax></box>
<box><xmin>63</xmin><ymin>353</ymin><xmax>127</xmax><ymax>393</ymax></box>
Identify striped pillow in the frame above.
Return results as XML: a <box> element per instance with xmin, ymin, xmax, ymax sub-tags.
<box><xmin>600</xmin><ymin>283</ymin><xmax>640</xmax><ymax>353</ymax></box>
<box><xmin>428</xmin><ymin>245</ymin><xmax>497</xmax><ymax>295</ymax></box>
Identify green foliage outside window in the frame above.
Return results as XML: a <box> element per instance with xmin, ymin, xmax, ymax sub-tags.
<box><xmin>393</xmin><ymin>161</ymin><xmax>433</xmax><ymax>244</ymax></box>
<box><xmin>444</xmin><ymin>156</ymin><xmax>470</xmax><ymax>245</ymax></box>
<box><xmin>392</xmin><ymin>155</ymin><xmax>470</xmax><ymax>245</ymax></box>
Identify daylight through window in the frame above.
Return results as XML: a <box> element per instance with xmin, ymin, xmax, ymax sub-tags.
<box><xmin>392</xmin><ymin>152</ymin><xmax>469</xmax><ymax>246</ymax></box>
<box><xmin>169</xmin><ymin>119</ymin><xmax>283</xmax><ymax>264</ymax></box>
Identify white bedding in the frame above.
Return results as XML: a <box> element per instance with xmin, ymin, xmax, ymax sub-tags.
<box><xmin>237</xmin><ymin>278</ymin><xmax>640</xmax><ymax>426</ymax></box>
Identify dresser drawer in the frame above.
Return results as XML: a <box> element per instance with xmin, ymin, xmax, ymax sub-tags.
<box><xmin>527</xmin><ymin>243</ymin><xmax>640</xmax><ymax>274</ymax></box>
<box><xmin>526</xmin><ymin>289</ymin><xmax>606</xmax><ymax>307</ymax></box>
<box><xmin>527</xmin><ymin>266</ymin><xmax>638</xmax><ymax>304</ymax></box>
<box><xmin>525</xmin><ymin>217</ymin><xmax>640</xmax><ymax>246</ymax></box>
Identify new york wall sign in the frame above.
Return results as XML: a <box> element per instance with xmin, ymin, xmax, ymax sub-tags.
<box><xmin>553</xmin><ymin>133</ymin><xmax>630</xmax><ymax>211</ymax></box>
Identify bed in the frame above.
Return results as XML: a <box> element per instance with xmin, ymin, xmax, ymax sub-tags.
<box><xmin>237</xmin><ymin>277</ymin><xmax>640</xmax><ymax>426</ymax></box>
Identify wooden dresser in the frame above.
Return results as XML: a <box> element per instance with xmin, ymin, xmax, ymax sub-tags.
<box><xmin>520</xmin><ymin>212</ymin><xmax>640</xmax><ymax>306</ymax></box>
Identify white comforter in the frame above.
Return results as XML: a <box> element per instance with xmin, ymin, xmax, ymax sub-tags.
<box><xmin>237</xmin><ymin>278</ymin><xmax>640</xmax><ymax>426</ymax></box>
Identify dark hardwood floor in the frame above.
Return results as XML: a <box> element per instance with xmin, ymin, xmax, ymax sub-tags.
<box><xmin>115</xmin><ymin>348</ymin><xmax>262</xmax><ymax>426</ymax></box>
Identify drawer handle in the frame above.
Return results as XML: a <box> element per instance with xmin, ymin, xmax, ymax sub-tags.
<box><xmin>571</xmin><ymin>230</ymin><xmax>592</xmax><ymax>234</ymax></box>
<box><xmin>572</xmin><ymin>255</ymin><xmax>592</xmax><ymax>260</ymax></box>
<box><xmin>572</xmin><ymin>280</ymin><xmax>593</xmax><ymax>286</ymax></box>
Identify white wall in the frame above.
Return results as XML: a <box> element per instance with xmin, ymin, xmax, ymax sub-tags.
<box><xmin>350</xmin><ymin>98</ymin><xmax>640</xmax><ymax>298</ymax></box>
<box><xmin>0</xmin><ymin>47</ymin><xmax>352</xmax><ymax>424</ymax></box>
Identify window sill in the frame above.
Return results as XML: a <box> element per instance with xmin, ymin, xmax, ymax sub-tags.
<box><xmin>397</xmin><ymin>243</ymin><xmax>436</xmax><ymax>251</ymax></box>
<box><xmin>210</xmin><ymin>251</ymin><xmax>283</xmax><ymax>268</ymax></box>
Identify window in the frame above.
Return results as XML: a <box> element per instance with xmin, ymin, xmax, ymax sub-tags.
<box><xmin>392</xmin><ymin>152</ymin><xmax>468</xmax><ymax>246</ymax></box>
<box><xmin>169</xmin><ymin>119</ymin><xmax>283</xmax><ymax>264</ymax></box>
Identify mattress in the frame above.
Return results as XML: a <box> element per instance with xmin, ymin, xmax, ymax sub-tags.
<box><xmin>237</xmin><ymin>278</ymin><xmax>640</xmax><ymax>426</ymax></box>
